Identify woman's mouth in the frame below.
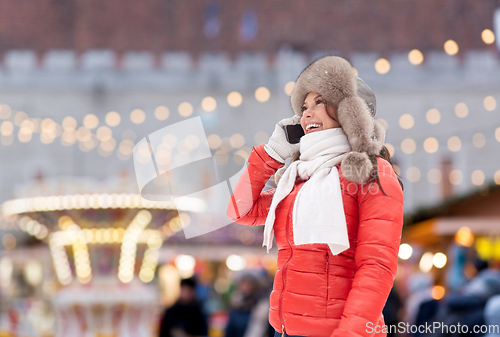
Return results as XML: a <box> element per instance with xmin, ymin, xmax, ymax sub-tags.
<box><xmin>305</xmin><ymin>123</ymin><xmax>323</xmax><ymax>134</ymax></box>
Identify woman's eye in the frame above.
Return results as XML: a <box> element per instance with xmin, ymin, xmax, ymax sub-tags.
<box><xmin>316</xmin><ymin>99</ymin><xmax>325</xmax><ymax>105</ymax></box>
<box><xmin>301</xmin><ymin>106</ymin><xmax>306</xmax><ymax>112</ymax></box>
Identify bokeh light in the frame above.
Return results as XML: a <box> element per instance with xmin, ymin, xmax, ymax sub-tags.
<box><xmin>130</xmin><ymin>109</ymin><xmax>146</xmax><ymax>124</ymax></box>
<box><xmin>105</xmin><ymin>111</ymin><xmax>121</xmax><ymax>127</ymax></box>
<box><xmin>178</xmin><ymin>102</ymin><xmax>193</xmax><ymax>117</ymax></box>
<box><xmin>375</xmin><ymin>58</ymin><xmax>391</xmax><ymax>74</ymax></box>
<box><xmin>255</xmin><ymin>87</ymin><xmax>270</xmax><ymax>102</ymax></box>
<box><xmin>399</xmin><ymin>114</ymin><xmax>414</xmax><ymax>129</ymax></box>
<box><xmin>155</xmin><ymin>106</ymin><xmax>170</xmax><ymax>120</ymax></box>
<box><xmin>408</xmin><ymin>49</ymin><xmax>424</xmax><ymax>65</ymax></box>
<box><xmin>481</xmin><ymin>29</ymin><xmax>495</xmax><ymax>44</ymax></box>
<box><xmin>454</xmin><ymin>102</ymin><xmax>468</xmax><ymax>118</ymax></box>
<box><xmin>444</xmin><ymin>39</ymin><xmax>459</xmax><ymax>55</ymax></box>
<box><xmin>227</xmin><ymin>91</ymin><xmax>243</xmax><ymax>107</ymax></box>
<box><xmin>426</xmin><ymin>109</ymin><xmax>441</xmax><ymax>124</ymax></box>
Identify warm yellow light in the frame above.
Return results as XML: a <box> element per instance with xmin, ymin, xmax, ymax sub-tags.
<box><xmin>96</xmin><ymin>126</ymin><xmax>112</xmax><ymax>141</ymax></box>
<box><xmin>226</xmin><ymin>254</ymin><xmax>246</xmax><ymax>271</ymax></box>
<box><xmin>227</xmin><ymin>92</ymin><xmax>243</xmax><ymax>107</ymax></box>
<box><xmin>444</xmin><ymin>40</ymin><xmax>459</xmax><ymax>55</ymax></box>
<box><xmin>449</xmin><ymin>169</ymin><xmax>463</xmax><ymax>185</ymax></box>
<box><xmin>130</xmin><ymin>109</ymin><xmax>146</xmax><ymax>124</ymax></box>
<box><xmin>62</xmin><ymin>116</ymin><xmax>77</xmax><ymax>130</ymax></box>
<box><xmin>419</xmin><ymin>252</ymin><xmax>434</xmax><ymax>273</ymax></box>
<box><xmin>375</xmin><ymin>58</ymin><xmax>391</xmax><ymax>74</ymax></box>
<box><xmin>447</xmin><ymin>136</ymin><xmax>461</xmax><ymax>152</ymax></box>
<box><xmin>427</xmin><ymin>168</ymin><xmax>442</xmax><ymax>184</ymax></box>
<box><xmin>455</xmin><ymin>103</ymin><xmax>468</xmax><ymax>118</ymax></box>
<box><xmin>14</xmin><ymin>111</ymin><xmax>28</xmax><ymax>126</ymax></box>
<box><xmin>398</xmin><ymin>243</ymin><xmax>413</xmax><ymax>260</ymax></box>
<box><xmin>455</xmin><ymin>227</ymin><xmax>474</xmax><ymax>247</ymax></box>
<box><xmin>76</xmin><ymin>127</ymin><xmax>91</xmax><ymax>142</ymax></box>
<box><xmin>406</xmin><ymin>167</ymin><xmax>421</xmax><ymax>183</ymax></box>
<box><xmin>230</xmin><ymin>134</ymin><xmax>245</xmax><ymax>149</ymax></box>
<box><xmin>433</xmin><ymin>252</ymin><xmax>447</xmax><ymax>268</ymax></box>
<box><xmin>105</xmin><ymin>111</ymin><xmax>121</xmax><ymax>127</ymax></box>
<box><xmin>83</xmin><ymin>114</ymin><xmax>99</xmax><ymax>129</ymax></box>
<box><xmin>1</xmin><ymin>121</ymin><xmax>14</xmax><ymax>136</ymax></box>
<box><xmin>207</xmin><ymin>134</ymin><xmax>222</xmax><ymax>149</ymax></box>
<box><xmin>482</xmin><ymin>29</ymin><xmax>495</xmax><ymax>44</ymax></box>
<box><xmin>284</xmin><ymin>81</ymin><xmax>295</xmax><ymax>96</ymax></box>
<box><xmin>495</xmin><ymin>170</ymin><xmax>500</xmax><ymax>185</ymax></box>
<box><xmin>432</xmin><ymin>286</ymin><xmax>446</xmax><ymax>300</ymax></box>
<box><xmin>2</xmin><ymin>234</ymin><xmax>17</xmax><ymax>250</ymax></box>
<box><xmin>471</xmin><ymin>170</ymin><xmax>485</xmax><ymax>186</ymax></box>
<box><xmin>401</xmin><ymin>138</ymin><xmax>416</xmax><ymax>154</ymax></box>
<box><xmin>399</xmin><ymin>114</ymin><xmax>414</xmax><ymax>129</ymax></box>
<box><xmin>255</xmin><ymin>87</ymin><xmax>271</xmax><ymax>102</ymax></box>
<box><xmin>352</xmin><ymin>67</ymin><xmax>359</xmax><ymax>76</ymax></box>
<box><xmin>426</xmin><ymin>109</ymin><xmax>441</xmax><ymax>124</ymax></box>
<box><xmin>496</xmin><ymin>127</ymin><xmax>500</xmax><ymax>142</ymax></box>
<box><xmin>484</xmin><ymin>96</ymin><xmax>497</xmax><ymax>111</ymax></box>
<box><xmin>201</xmin><ymin>96</ymin><xmax>217</xmax><ymax>112</ymax></box>
<box><xmin>423</xmin><ymin>137</ymin><xmax>439</xmax><ymax>153</ymax></box>
<box><xmin>155</xmin><ymin>106</ymin><xmax>170</xmax><ymax>121</ymax></box>
<box><xmin>408</xmin><ymin>49</ymin><xmax>424</xmax><ymax>65</ymax></box>
<box><xmin>178</xmin><ymin>102</ymin><xmax>193</xmax><ymax>117</ymax></box>
<box><xmin>0</xmin><ymin>104</ymin><xmax>12</xmax><ymax>119</ymax></box>
<box><xmin>472</xmin><ymin>132</ymin><xmax>486</xmax><ymax>148</ymax></box>
<box><xmin>18</xmin><ymin>129</ymin><xmax>32</xmax><ymax>143</ymax></box>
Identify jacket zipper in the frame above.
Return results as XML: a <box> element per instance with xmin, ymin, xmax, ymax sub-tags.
<box><xmin>325</xmin><ymin>250</ymin><xmax>329</xmax><ymax>317</ymax></box>
<box><xmin>279</xmin><ymin>200</ymin><xmax>295</xmax><ymax>335</ymax></box>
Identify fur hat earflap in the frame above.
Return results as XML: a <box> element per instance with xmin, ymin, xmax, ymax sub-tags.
<box><xmin>340</xmin><ymin>151</ymin><xmax>373</xmax><ymax>184</ymax></box>
<box><xmin>291</xmin><ymin>55</ymin><xmax>386</xmax><ymax>184</ymax></box>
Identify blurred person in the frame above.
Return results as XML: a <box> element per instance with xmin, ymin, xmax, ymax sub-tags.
<box><xmin>227</xmin><ymin>56</ymin><xmax>404</xmax><ymax>337</ymax></box>
<box><xmin>403</xmin><ymin>272</ymin><xmax>434</xmax><ymax>326</ymax></box>
<box><xmin>383</xmin><ymin>286</ymin><xmax>402</xmax><ymax>337</ymax></box>
<box><xmin>424</xmin><ymin>268</ymin><xmax>500</xmax><ymax>337</ymax></box>
<box><xmin>224</xmin><ymin>270</ymin><xmax>273</xmax><ymax>337</ymax></box>
<box><xmin>483</xmin><ymin>294</ymin><xmax>500</xmax><ymax>337</ymax></box>
<box><xmin>159</xmin><ymin>277</ymin><xmax>208</xmax><ymax>337</ymax></box>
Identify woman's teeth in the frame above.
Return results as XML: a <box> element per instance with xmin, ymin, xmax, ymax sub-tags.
<box><xmin>306</xmin><ymin>123</ymin><xmax>322</xmax><ymax>132</ymax></box>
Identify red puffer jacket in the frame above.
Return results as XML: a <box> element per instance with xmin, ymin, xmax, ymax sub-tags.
<box><xmin>227</xmin><ymin>144</ymin><xmax>404</xmax><ymax>337</ymax></box>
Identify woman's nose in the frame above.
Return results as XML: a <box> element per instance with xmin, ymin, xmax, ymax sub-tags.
<box><xmin>303</xmin><ymin>109</ymin><xmax>313</xmax><ymax>118</ymax></box>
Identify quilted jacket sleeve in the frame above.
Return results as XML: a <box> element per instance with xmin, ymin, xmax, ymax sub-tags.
<box><xmin>331</xmin><ymin>158</ymin><xmax>404</xmax><ymax>337</ymax></box>
<box><xmin>226</xmin><ymin>144</ymin><xmax>283</xmax><ymax>226</ymax></box>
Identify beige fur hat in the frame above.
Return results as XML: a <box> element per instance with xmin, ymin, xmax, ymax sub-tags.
<box><xmin>290</xmin><ymin>55</ymin><xmax>387</xmax><ymax>184</ymax></box>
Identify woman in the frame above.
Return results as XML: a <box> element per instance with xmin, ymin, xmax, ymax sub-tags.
<box><xmin>227</xmin><ymin>56</ymin><xmax>404</xmax><ymax>337</ymax></box>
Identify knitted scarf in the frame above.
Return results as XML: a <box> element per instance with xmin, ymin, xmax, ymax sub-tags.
<box><xmin>263</xmin><ymin>127</ymin><xmax>352</xmax><ymax>255</ymax></box>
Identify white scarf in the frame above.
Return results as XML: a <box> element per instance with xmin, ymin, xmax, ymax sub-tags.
<box><xmin>262</xmin><ymin>128</ymin><xmax>352</xmax><ymax>255</ymax></box>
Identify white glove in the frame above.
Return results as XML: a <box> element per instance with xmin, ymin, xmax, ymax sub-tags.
<box><xmin>264</xmin><ymin>115</ymin><xmax>301</xmax><ymax>164</ymax></box>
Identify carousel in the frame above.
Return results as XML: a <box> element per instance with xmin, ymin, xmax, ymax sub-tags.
<box><xmin>1</xmin><ymin>173</ymin><xmax>204</xmax><ymax>337</ymax></box>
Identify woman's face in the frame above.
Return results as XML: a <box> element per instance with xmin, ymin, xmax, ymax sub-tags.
<box><xmin>300</xmin><ymin>92</ymin><xmax>340</xmax><ymax>134</ymax></box>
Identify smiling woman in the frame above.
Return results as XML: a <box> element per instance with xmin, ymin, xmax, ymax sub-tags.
<box><xmin>300</xmin><ymin>92</ymin><xmax>340</xmax><ymax>134</ymax></box>
<box><xmin>227</xmin><ymin>56</ymin><xmax>404</xmax><ymax>337</ymax></box>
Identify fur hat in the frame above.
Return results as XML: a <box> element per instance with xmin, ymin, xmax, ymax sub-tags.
<box><xmin>290</xmin><ymin>56</ymin><xmax>386</xmax><ymax>184</ymax></box>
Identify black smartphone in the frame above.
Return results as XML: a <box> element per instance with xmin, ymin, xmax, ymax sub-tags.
<box><xmin>284</xmin><ymin>124</ymin><xmax>305</xmax><ymax>144</ymax></box>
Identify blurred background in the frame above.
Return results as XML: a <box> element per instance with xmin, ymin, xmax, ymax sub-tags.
<box><xmin>1</xmin><ymin>1</ymin><xmax>500</xmax><ymax>336</ymax></box>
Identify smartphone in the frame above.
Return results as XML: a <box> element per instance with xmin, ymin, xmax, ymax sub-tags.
<box><xmin>284</xmin><ymin>124</ymin><xmax>305</xmax><ymax>144</ymax></box>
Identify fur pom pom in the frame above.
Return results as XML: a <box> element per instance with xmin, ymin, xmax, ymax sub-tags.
<box><xmin>341</xmin><ymin>151</ymin><xmax>373</xmax><ymax>184</ymax></box>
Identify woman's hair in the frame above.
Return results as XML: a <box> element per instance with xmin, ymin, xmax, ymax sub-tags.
<box><xmin>291</xmin><ymin>99</ymin><xmax>404</xmax><ymax>193</ymax></box>
<box><xmin>290</xmin><ymin>146</ymin><xmax>403</xmax><ymax>194</ymax></box>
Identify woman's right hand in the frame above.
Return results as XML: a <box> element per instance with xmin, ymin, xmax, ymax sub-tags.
<box><xmin>264</xmin><ymin>115</ymin><xmax>301</xmax><ymax>163</ymax></box>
